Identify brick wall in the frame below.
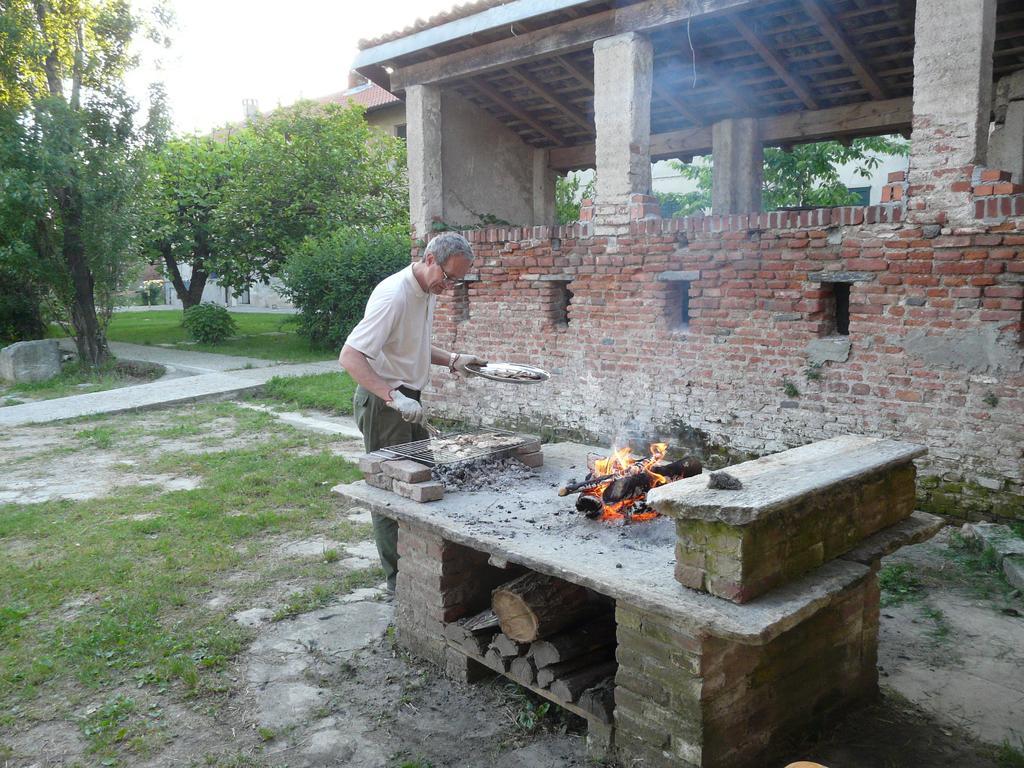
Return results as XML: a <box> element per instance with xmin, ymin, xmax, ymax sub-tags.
<box><xmin>421</xmin><ymin>208</ymin><xmax>1024</xmax><ymax>521</ymax></box>
<box><xmin>614</xmin><ymin>575</ymin><xmax>876</xmax><ymax>768</ymax></box>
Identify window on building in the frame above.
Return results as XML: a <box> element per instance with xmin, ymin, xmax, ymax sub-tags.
<box><xmin>821</xmin><ymin>282</ymin><xmax>851</xmax><ymax>336</ymax></box>
<box><xmin>394</xmin><ymin>124</ymin><xmax>407</xmax><ymax>139</ymax></box>
<box><xmin>670</xmin><ymin>281</ymin><xmax>691</xmax><ymax>329</ymax></box>
<box><xmin>847</xmin><ymin>186</ymin><xmax>871</xmax><ymax>206</ymax></box>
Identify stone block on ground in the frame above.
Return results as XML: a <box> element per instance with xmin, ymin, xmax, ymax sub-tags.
<box><xmin>358</xmin><ymin>453</ymin><xmax>390</xmax><ymax>475</ymax></box>
<box><xmin>0</xmin><ymin>340</ymin><xmax>61</xmax><ymax>383</ymax></box>
<box><xmin>961</xmin><ymin>522</ymin><xmax>1024</xmax><ymax>562</ymax></box>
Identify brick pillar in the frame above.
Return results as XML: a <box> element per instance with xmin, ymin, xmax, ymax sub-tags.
<box><xmin>532</xmin><ymin>148</ymin><xmax>557</xmax><ymax>225</ymax></box>
<box><xmin>711</xmin><ymin>118</ymin><xmax>763</xmax><ymax>215</ymax></box>
<box><xmin>407</xmin><ymin>84</ymin><xmax>444</xmax><ymax>240</ymax></box>
<box><xmin>907</xmin><ymin>0</ymin><xmax>997</xmax><ymax>224</ymax></box>
<box><xmin>593</xmin><ymin>32</ymin><xmax>653</xmax><ymax>236</ymax></box>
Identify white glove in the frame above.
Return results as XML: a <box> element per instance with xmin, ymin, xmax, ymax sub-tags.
<box><xmin>451</xmin><ymin>352</ymin><xmax>487</xmax><ymax>378</ymax></box>
<box><xmin>386</xmin><ymin>390</ymin><xmax>424</xmax><ymax>424</ymax></box>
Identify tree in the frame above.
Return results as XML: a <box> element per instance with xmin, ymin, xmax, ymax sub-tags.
<box><xmin>665</xmin><ymin>136</ymin><xmax>910</xmax><ymax>216</ymax></box>
<box><xmin>210</xmin><ymin>102</ymin><xmax>408</xmax><ymax>293</ymax></box>
<box><xmin>0</xmin><ymin>0</ymin><xmax>166</xmax><ymax>365</ymax></box>
<box><xmin>555</xmin><ymin>172</ymin><xmax>595</xmax><ymax>225</ymax></box>
<box><xmin>141</xmin><ymin>135</ymin><xmax>241</xmax><ymax>309</ymax></box>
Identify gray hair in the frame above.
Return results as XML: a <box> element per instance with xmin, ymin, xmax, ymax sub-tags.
<box><xmin>425</xmin><ymin>232</ymin><xmax>474</xmax><ymax>266</ymax></box>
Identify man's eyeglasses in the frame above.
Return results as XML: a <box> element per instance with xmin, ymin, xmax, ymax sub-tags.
<box><xmin>437</xmin><ymin>260</ymin><xmax>468</xmax><ymax>288</ymax></box>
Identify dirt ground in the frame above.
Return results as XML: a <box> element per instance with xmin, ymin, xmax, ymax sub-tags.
<box><xmin>1</xmin><ymin>403</ymin><xmax>1022</xmax><ymax>768</ymax></box>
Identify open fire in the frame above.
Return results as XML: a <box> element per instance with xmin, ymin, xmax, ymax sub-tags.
<box><xmin>558</xmin><ymin>443</ymin><xmax>702</xmax><ymax>523</ymax></box>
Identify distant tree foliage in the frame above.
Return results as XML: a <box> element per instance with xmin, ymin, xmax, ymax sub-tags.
<box><xmin>665</xmin><ymin>136</ymin><xmax>910</xmax><ymax>216</ymax></box>
<box><xmin>141</xmin><ymin>135</ymin><xmax>241</xmax><ymax>309</ymax></box>
<box><xmin>0</xmin><ymin>0</ymin><xmax>168</xmax><ymax>365</ymax></box>
<box><xmin>555</xmin><ymin>173</ymin><xmax>595</xmax><ymax>225</ymax></box>
<box><xmin>210</xmin><ymin>102</ymin><xmax>409</xmax><ymax>291</ymax></box>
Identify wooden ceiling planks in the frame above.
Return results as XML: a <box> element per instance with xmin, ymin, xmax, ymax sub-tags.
<box><xmin>364</xmin><ymin>0</ymin><xmax>1023</xmax><ymax>157</ymax></box>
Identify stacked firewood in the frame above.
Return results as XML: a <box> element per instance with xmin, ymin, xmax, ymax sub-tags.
<box><xmin>443</xmin><ymin>572</ymin><xmax>616</xmax><ymax>723</ymax></box>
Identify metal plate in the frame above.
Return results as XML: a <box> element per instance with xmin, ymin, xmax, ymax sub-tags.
<box><xmin>465</xmin><ymin>362</ymin><xmax>550</xmax><ymax>384</ymax></box>
<box><xmin>381</xmin><ymin>428</ymin><xmax>531</xmax><ymax>467</ymax></box>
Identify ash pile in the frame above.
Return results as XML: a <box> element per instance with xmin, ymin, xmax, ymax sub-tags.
<box><xmin>433</xmin><ymin>455</ymin><xmax>538</xmax><ymax>492</ymax></box>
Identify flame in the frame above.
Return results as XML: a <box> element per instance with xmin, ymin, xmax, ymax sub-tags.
<box><xmin>588</xmin><ymin>442</ymin><xmax>669</xmax><ymax>522</ymax></box>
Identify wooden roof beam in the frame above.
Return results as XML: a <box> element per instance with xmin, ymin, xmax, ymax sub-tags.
<box><xmin>549</xmin><ymin>95</ymin><xmax>911</xmax><ymax>170</ymax></box>
<box><xmin>799</xmin><ymin>0</ymin><xmax>888</xmax><ymax>100</ymax></box>
<box><xmin>388</xmin><ymin>0</ymin><xmax>761</xmax><ymax>91</ymax></box>
<box><xmin>470</xmin><ymin>77</ymin><xmax>565</xmax><ymax>146</ymax></box>
<box><xmin>511</xmin><ymin>65</ymin><xmax>594</xmax><ymax>135</ymax></box>
<box><xmin>727</xmin><ymin>12</ymin><xmax>820</xmax><ymax>110</ymax></box>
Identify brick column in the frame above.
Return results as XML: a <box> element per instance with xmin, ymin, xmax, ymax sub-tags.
<box><xmin>711</xmin><ymin>118</ymin><xmax>763</xmax><ymax>215</ymax></box>
<box><xmin>406</xmin><ymin>84</ymin><xmax>444</xmax><ymax>240</ymax></box>
<box><xmin>593</xmin><ymin>32</ymin><xmax>653</xmax><ymax>236</ymax></box>
<box><xmin>532</xmin><ymin>148</ymin><xmax>557</xmax><ymax>225</ymax></box>
<box><xmin>907</xmin><ymin>0</ymin><xmax>997</xmax><ymax>224</ymax></box>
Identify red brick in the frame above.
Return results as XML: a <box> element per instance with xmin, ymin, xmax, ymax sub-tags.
<box><xmin>974</xmin><ymin>184</ymin><xmax>995</xmax><ymax>196</ymax></box>
<box><xmin>980</xmin><ymin>169</ymin><xmax>1012</xmax><ymax>182</ymax></box>
<box><xmin>887</xmin><ymin>171</ymin><xmax>907</xmax><ymax>183</ymax></box>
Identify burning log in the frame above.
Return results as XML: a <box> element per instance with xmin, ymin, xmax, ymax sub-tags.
<box><xmin>564</xmin><ymin>450</ymin><xmax>702</xmax><ymax>520</ymax></box>
<box><xmin>575</xmin><ymin>492</ymin><xmax>604</xmax><ymax>517</ymax></box>
<box><xmin>549</xmin><ymin>660</ymin><xmax>618</xmax><ymax>703</ymax></box>
<box><xmin>535</xmin><ymin>648</ymin><xmax>615</xmax><ymax>688</ymax></box>
<box><xmin>492</xmin><ymin>572</ymin><xmax>594</xmax><ymax>643</ymax></box>
<box><xmin>602</xmin><ymin>458</ymin><xmax>702</xmax><ymax>504</ymax></box>
<box><xmin>577</xmin><ymin>678</ymin><xmax>615</xmax><ymax>723</ymax></box>
<box><xmin>528</xmin><ymin>615</ymin><xmax>616</xmax><ymax>668</ymax></box>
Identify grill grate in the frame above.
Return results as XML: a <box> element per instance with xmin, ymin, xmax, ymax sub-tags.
<box><xmin>381</xmin><ymin>428</ymin><xmax>529</xmax><ymax>467</ymax></box>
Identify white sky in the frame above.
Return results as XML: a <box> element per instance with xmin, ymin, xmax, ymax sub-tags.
<box><xmin>126</xmin><ymin>0</ymin><xmax>457</xmax><ymax>136</ymax></box>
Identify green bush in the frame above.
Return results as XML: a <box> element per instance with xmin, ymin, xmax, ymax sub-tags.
<box><xmin>181</xmin><ymin>303</ymin><xmax>237</xmax><ymax>344</ymax></box>
<box><xmin>280</xmin><ymin>226</ymin><xmax>411</xmax><ymax>350</ymax></box>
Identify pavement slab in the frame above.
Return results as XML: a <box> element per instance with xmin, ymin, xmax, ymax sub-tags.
<box><xmin>0</xmin><ymin>360</ymin><xmax>336</xmax><ymax>427</ymax></box>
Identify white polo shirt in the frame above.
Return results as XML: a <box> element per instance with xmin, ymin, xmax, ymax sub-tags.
<box><xmin>345</xmin><ymin>265</ymin><xmax>436</xmax><ymax>392</ymax></box>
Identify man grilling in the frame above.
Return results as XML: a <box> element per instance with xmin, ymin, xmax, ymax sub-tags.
<box><xmin>339</xmin><ymin>232</ymin><xmax>486</xmax><ymax>598</ymax></box>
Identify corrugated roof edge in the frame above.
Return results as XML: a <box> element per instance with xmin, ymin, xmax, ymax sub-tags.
<box><xmin>353</xmin><ymin>0</ymin><xmax>592</xmax><ymax>69</ymax></box>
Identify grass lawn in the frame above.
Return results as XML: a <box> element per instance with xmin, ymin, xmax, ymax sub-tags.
<box><xmin>0</xmin><ymin>404</ymin><xmax>369</xmax><ymax>763</ymax></box>
<box><xmin>0</xmin><ymin>360</ymin><xmax>163</xmax><ymax>407</ymax></box>
<box><xmin>261</xmin><ymin>371</ymin><xmax>357</xmax><ymax>415</ymax></box>
<box><xmin>104</xmin><ymin>311</ymin><xmax>334</xmax><ymax>363</ymax></box>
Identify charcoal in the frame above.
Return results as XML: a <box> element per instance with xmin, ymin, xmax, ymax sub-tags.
<box><xmin>432</xmin><ymin>455</ymin><xmax>538</xmax><ymax>492</ymax></box>
<box><xmin>707</xmin><ymin>471</ymin><xmax>743</xmax><ymax>490</ymax></box>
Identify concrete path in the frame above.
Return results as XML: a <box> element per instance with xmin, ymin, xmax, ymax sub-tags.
<box><xmin>103</xmin><ymin>340</ymin><xmax>281</xmax><ymax>373</ymax></box>
<box><xmin>236</xmin><ymin>402</ymin><xmax>362</xmax><ymax>439</ymax></box>
<box><xmin>0</xmin><ymin>360</ymin><xmax>337</xmax><ymax>427</ymax></box>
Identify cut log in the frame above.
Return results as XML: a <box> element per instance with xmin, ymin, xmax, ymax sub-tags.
<box><xmin>444</xmin><ymin>609</ymin><xmax>502</xmax><ymax>655</ymax></box>
<box><xmin>536</xmin><ymin>647</ymin><xmax>615</xmax><ymax>688</ymax></box>
<box><xmin>462</xmin><ymin>608</ymin><xmax>501</xmax><ymax>634</ymax></box>
<box><xmin>492</xmin><ymin>572</ymin><xmax>593</xmax><ymax>643</ymax></box>
<box><xmin>575</xmin><ymin>493</ymin><xmax>604</xmax><ymax>518</ymax></box>
<box><xmin>483</xmin><ymin>648</ymin><xmax>510</xmax><ymax>672</ymax></box>
<box><xmin>549</xmin><ymin>660</ymin><xmax>618</xmax><ymax>703</ymax></box>
<box><xmin>529</xmin><ymin>615</ymin><xmax>616</xmax><ymax>668</ymax></box>
<box><xmin>509</xmin><ymin>656</ymin><xmax>536</xmax><ymax>686</ymax></box>
<box><xmin>491</xmin><ymin>633</ymin><xmax>527</xmax><ymax>658</ymax></box>
<box><xmin>577</xmin><ymin>678</ymin><xmax>615</xmax><ymax>723</ymax></box>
